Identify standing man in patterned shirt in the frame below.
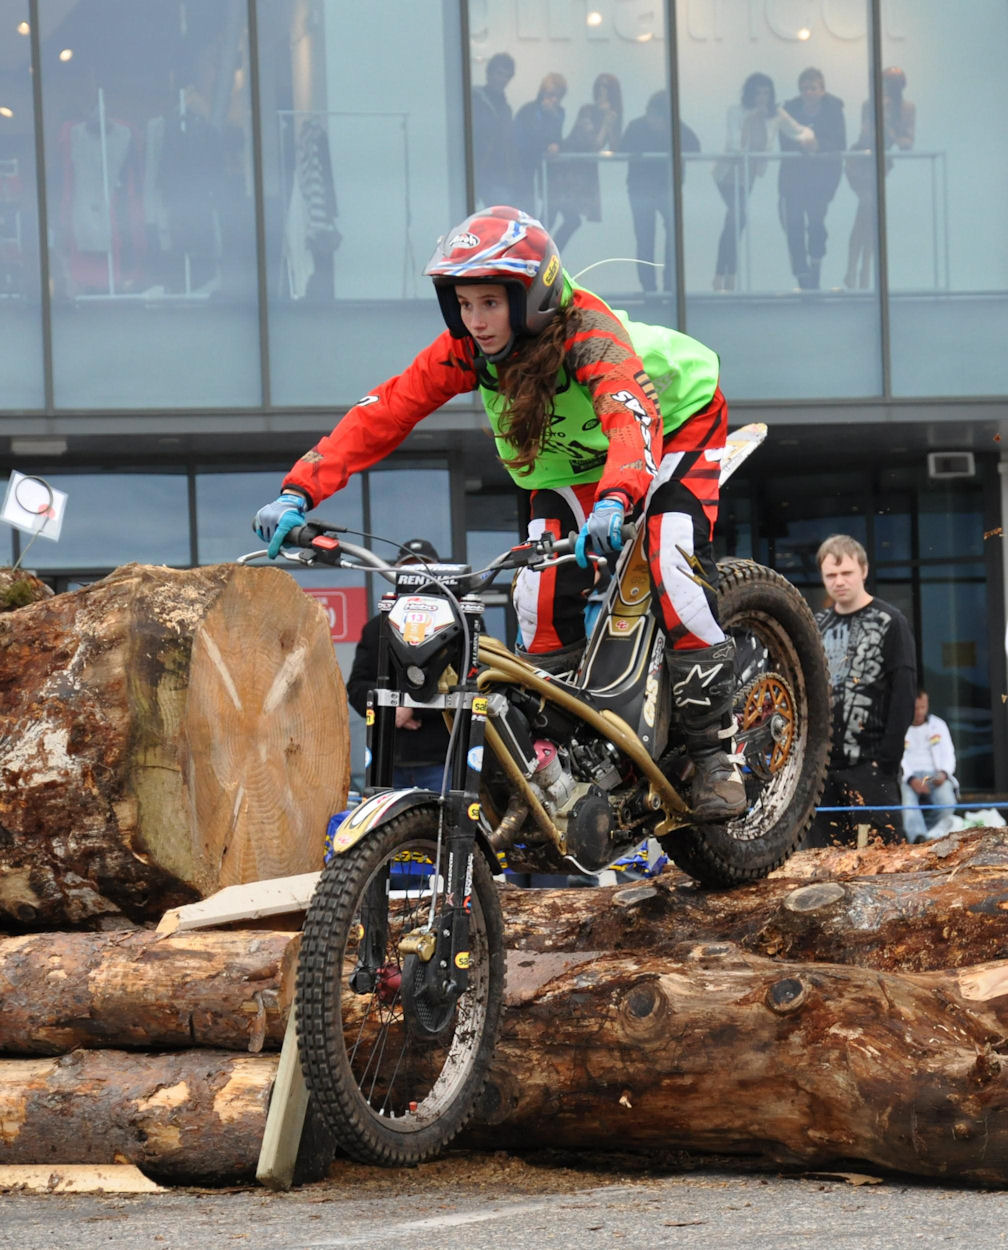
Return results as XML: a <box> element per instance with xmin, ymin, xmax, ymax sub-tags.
<box><xmin>808</xmin><ymin>534</ymin><xmax>917</xmax><ymax>846</ymax></box>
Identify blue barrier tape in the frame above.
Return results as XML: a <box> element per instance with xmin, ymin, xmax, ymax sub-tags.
<box><xmin>817</xmin><ymin>801</ymin><xmax>1008</xmax><ymax>814</ymax></box>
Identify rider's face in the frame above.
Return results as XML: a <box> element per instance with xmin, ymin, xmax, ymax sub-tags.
<box><xmin>455</xmin><ymin>283</ymin><xmax>512</xmax><ymax>356</ymax></box>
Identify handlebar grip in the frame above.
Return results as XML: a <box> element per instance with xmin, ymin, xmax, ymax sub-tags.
<box><xmin>285</xmin><ymin>523</ymin><xmax>325</xmax><ymax>548</ymax></box>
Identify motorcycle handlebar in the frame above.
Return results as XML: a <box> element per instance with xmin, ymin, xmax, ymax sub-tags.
<box><xmin>238</xmin><ymin>519</ymin><xmax>638</xmax><ymax>585</ymax></box>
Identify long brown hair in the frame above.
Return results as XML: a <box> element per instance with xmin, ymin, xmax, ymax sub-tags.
<box><xmin>494</xmin><ymin>302</ymin><xmax>576</xmax><ymax>474</ymax></box>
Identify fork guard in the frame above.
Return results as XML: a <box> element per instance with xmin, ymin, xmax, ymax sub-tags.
<box><xmin>326</xmin><ymin>787</ymin><xmax>501</xmax><ymax>877</ymax></box>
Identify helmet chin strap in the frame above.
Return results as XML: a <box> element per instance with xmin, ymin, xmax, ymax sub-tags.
<box><xmin>474</xmin><ymin>334</ymin><xmax>517</xmax><ymax>365</ymax></box>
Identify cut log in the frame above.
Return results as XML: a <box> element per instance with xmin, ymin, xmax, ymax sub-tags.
<box><xmin>462</xmin><ymin>945</ymin><xmax>1008</xmax><ymax>1185</ymax></box>
<box><xmin>0</xmin><ymin>563</ymin><xmax>349</xmax><ymax>931</ymax></box>
<box><xmin>0</xmin><ymin>929</ymin><xmax>298</xmax><ymax>1055</ymax></box>
<box><xmin>768</xmin><ymin>827</ymin><xmax>1008</xmax><ymax>879</ymax></box>
<box><xmin>0</xmin><ymin>567</ymin><xmax>53</xmax><ymax>612</ymax></box>
<box><xmin>0</xmin><ymin>1049</ymin><xmax>277</xmax><ymax>1182</ymax></box>
<box><xmin>499</xmin><ymin>833</ymin><xmax>1008</xmax><ymax>973</ymax></box>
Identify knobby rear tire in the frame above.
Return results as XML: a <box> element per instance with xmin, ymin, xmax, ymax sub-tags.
<box><xmin>296</xmin><ymin>805</ymin><xmax>505</xmax><ymax>1165</ymax></box>
<box><xmin>661</xmin><ymin>558</ymin><xmax>831</xmax><ymax>888</ymax></box>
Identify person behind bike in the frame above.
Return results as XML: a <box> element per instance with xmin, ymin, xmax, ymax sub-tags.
<box><xmin>253</xmin><ymin>206</ymin><xmax>744</xmax><ymax>821</ymax></box>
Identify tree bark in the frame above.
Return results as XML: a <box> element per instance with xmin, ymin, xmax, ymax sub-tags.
<box><xmin>499</xmin><ymin>830</ymin><xmax>1008</xmax><ymax>973</ymax></box>
<box><xmin>0</xmin><ymin>929</ymin><xmax>299</xmax><ymax>1055</ymax></box>
<box><xmin>0</xmin><ymin>1049</ymin><xmax>276</xmax><ymax>1182</ymax></box>
<box><xmin>462</xmin><ymin>944</ymin><xmax>1008</xmax><ymax>1185</ymax></box>
<box><xmin>0</xmin><ymin>563</ymin><xmax>349</xmax><ymax>931</ymax></box>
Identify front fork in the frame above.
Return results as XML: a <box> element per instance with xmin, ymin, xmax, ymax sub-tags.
<box><xmin>354</xmin><ymin>596</ymin><xmax>488</xmax><ymax>1011</ymax></box>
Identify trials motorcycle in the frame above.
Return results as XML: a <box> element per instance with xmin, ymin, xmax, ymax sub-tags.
<box><xmin>239</xmin><ymin>423</ymin><xmax>830</xmax><ymax>1167</ymax></box>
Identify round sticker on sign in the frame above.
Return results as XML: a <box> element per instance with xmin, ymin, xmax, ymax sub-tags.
<box><xmin>467</xmin><ymin>745</ymin><xmax>483</xmax><ymax>772</ymax></box>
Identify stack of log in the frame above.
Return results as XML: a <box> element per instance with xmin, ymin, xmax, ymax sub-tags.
<box><xmin>2</xmin><ymin>564</ymin><xmax>1007</xmax><ymax>1187</ymax></box>
<box><xmin>0</xmin><ymin>564</ymin><xmax>348</xmax><ymax>1184</ymax></box>
<box><xmin>465</xmin><ymin>830</ymin><xmax>1008</xmax><ymax>1186</ymax></box>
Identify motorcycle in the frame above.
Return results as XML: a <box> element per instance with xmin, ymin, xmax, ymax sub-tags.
<box><xmin>239</xmin><ymin>422</ymin><xmax>830</xmax><ymax>1167</ymax></box>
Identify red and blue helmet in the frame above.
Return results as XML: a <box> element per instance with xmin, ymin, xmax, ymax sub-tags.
<box><xmin>424</xmin><ymin>206</ymin><xmax>563</xmax><ymax>345</ymax></box>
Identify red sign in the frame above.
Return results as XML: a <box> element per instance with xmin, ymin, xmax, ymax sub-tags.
<box><xmin>303</xmin><ymin>586</ymin><xmax>369</xmax><ymax>643</ymax></box>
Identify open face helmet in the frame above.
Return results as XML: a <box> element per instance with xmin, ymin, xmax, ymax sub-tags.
<box><xmin>424</xmin><ymin>207</ymin><xmax>563</xmax><ymax>358</ymax></box>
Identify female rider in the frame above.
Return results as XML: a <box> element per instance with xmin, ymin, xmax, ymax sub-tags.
<box><xmin>254</xmin><ymin>206</ymin><xmax>744</xmax><ymax>821</ymax></box>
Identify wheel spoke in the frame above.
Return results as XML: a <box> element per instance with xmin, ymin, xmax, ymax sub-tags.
<box><xmin>296</xmin><ymin>807</ymin><xmax>504</xmax><ymax>1164</ymax></box>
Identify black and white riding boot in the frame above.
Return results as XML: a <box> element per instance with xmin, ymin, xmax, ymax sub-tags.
<box><xmin>666</xmin><ymin>639</ymin><xmax>747</xmax><ymax>822</ymax></box>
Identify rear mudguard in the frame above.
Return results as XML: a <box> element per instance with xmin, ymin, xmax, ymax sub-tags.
<box><xmin>327</xmin><ymin>788</ymin><xmax>502</xmax><ymax>877</ymax></box>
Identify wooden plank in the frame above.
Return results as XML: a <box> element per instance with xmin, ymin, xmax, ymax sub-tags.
<box><xmin>157</xmin><ymin>872</ymin><xmax>322</xmax><ymax>933</ymax></box>
<box><xmin>0</xmin><ymin>1164</ymin><xmax>165</xmax><ymax>1193</ymax></box>
<box><xmin>256</xmin><ymin>1008</ymin><xmax>310</xmax><ymax>1191</ymax></box>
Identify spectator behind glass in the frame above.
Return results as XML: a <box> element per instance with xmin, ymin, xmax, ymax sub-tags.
<box><xmin>808</xmin><ymin>534</ymin><xmax>917</xmax><ymax>848</ymax></box>
<box><xmin>471</xmin><ymin>52</ymin><xmax>517</xmax><ymax>209</ymax></box>
<box><xmin>711</xmin><ymin>72</ymin><xmax>813</xmax><ymax>292</ymax></box>
<box><xmin>547</xmin><ymin>73</ymin><xmax>623</xmax><ymax>252</ymax></box>
<box><xmin>900</xmin><ymin>688</ymin><xmax>958</xmax><ymax>842</ymax></box>
<box><xmin>512</xmin><ymin>73</ymin><xmax>567</xmax><ymax>218</ymax></box>
<box><xmin>345</xmin><ymin>538</ymin><xmax>450</xmax><ymax>792</ymax></box>
<box><xmin>843</xmin><ymin>66</ymin><xmax>916</xmax><ymax>290</ymax></box>
<box><xmin>778</xmin><ymin>67</ymin><xmax>846</xmax><ymax>291</ymax></box>
<box><xmin>619</xmin><ymin>90</ymin><xmax>700</xmax><ymax>295</ymax></box>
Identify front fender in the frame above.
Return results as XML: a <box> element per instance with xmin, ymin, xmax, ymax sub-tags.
<box><xmin>327</xmin><ymin>788</ymin><xmax>501</xmax><ymax>876</ymax></box>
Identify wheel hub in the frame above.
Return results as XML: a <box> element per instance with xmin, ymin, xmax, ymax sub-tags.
<box><xmin>737</xmin><ymin>673</ymin><xmax>797</xmax><ymax>779</ymax></box>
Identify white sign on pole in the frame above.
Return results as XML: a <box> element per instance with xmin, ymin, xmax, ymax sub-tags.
<box><xmin>1</xmin><ymin>472</ymin><xmax>68</xmax><ymax>542</ymax></box>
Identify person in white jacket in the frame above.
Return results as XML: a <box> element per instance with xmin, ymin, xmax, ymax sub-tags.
<box><xmin>900</xmin><ymin>689</ymin><xmax>958</xmax><ymax>841</ymax></box>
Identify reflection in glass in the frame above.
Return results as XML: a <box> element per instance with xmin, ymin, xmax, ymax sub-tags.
<box><xmin>679</xmin><ymin>1</ymin><xmax>882</xmax><ymax>398</ymax></box>
<box><xmin>367</xmin><ymin>468</ymin><xmax>451</xmax><ymax>567</ymax></box>
<box><xmin>40</xmin><ymin>0</ymin><xmax>259</xmax><ymax>407</ymax></box>
<box><xmin>260</xmin><ymin>0</ymin><xmax>458</xmax><ymax>406</ymax></box>
<box><xmin>195</xmin><ymin>469</ymin><xmax>363</xmax><ymax>566</ymax></box>
<box><xmin>469</xmin><ymin>1</ymin><xmax>673</xmax><ymax>307</ymax></box>
<box><xmin>842</xmin><ymin>66</ymin><xmax>914</xmax><ymax>292</ymax></box>
<box><xmin>20</xmin><ymin>472</ymin><xmax>188</xmax><ymax>569</ymax></box>
<box><xmin>883</xmin><ymin>0</ymin><xmax>1008</xmax><ymax>396</ymax></box>
<box><xmin>0</xmin><ymin>0</ymin><xmax>44</xmax><ymax>405</ymax></box>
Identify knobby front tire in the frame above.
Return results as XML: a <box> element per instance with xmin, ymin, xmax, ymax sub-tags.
<box><xmin>296</xmin><ymin>805</ymin><xmax>505</xmax><ymax>1165</ymax></box>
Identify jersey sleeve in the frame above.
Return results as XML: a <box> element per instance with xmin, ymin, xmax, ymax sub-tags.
<box><xmin>880</xmin><ymin>611</ymin><xmax>918</xmax><ymax>770</ymax></box>
<box><xmin>565</xmin><ymin>287</ymin><xmax>664</xmax><ymax>508</ymax></box>
<box><xmin>282</xmin><ymin>331</ymin><xmax>478</xmax><ymax>506</ymax></box>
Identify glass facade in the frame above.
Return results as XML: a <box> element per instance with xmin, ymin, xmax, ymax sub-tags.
<box><xmin>680</xmin><ymin>0</ymin><xmax>884</xmax><ymax>397</ymax></box>
<box><xmin>0</xmin><ymin>0</ymin><xmax>43</xmax><ymax>406</ymax></box>
<box><xmin>469</xmin><ymin>0</ymin><xmax>675</xmax><ymax>303</ymax></box>
<box><xmin>0</xmin><ymin>1</ymin><xmax>1005</xmax><ymax>796</ymax></box>
<box><xmin>1</xmin><ymin>0</ymin><xmax>1005</xmax><ymax>408</ymax></box>
<box><xmin>34</xmin><ymin>0</ymin><xmax>261</xmax><ymax>408</ymax></box>
<box><xmin>258</xmin><ymin>0</ymin><xmax>462</xmax><ymax>405</ymax></box>
<box><xmin>882</xmin><ymin>0</ymin><xmax>1008</xmax><ymax>396</ymax></box>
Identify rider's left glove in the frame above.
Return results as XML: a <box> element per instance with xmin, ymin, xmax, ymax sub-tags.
<box><xmin>575</xmin><ymin>495</ymin><xmax>626</xmax><ymax>569</ymax></box>
<box><xmin>253</xmin><ymin>492</ymin><xmax>307</xmax><ymax>559</ymax></box>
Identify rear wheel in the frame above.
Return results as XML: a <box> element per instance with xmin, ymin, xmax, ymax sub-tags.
<box><xmin>296</xmin><ymin>805</ymin><xmax>505</xmax><ymax>1164</ymax></box>
<box><xmin>660</xmin><ymin>559</ymin><xmax>830</xmax><ymax>887</ymax></box>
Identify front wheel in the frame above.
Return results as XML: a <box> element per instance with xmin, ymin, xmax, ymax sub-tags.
<box><xmin>660</xmin><ymin>558</ymin><xmax>830</xmax><ymax>887</ymax></box>
<box><xmin>296</xmin><ymin>805</ymin><xmax>505</xmax><ymax>1165</ymax></box>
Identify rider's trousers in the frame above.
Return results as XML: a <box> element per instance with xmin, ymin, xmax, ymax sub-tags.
<box><xmin>513</xmin><ymin>387</ymin><xmax>728</xmax><ymax>655</ymax></box>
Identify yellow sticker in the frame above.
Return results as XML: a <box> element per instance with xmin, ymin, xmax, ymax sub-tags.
<box><xmin>455</xmin><ymin>951</ymin><xmax>470</xmax><ymax>969</ymax></box>
<box><xmin>542</xmin><ymin>254</ymin><xmax>559</xmax><ymax>286</ymax></box>
<box><xmin>365</xmin><ymin>708</ymin><xmax>374</xmax><ymax>725</ymax></box>
<box><xmin>403</xmin><ymin>617</ymin><xmax>430</xmax><ymax>643</ymax></box>
<box><xmin>473</xmin><ymin>696</ymin><xmax>488</xmax><ymax>716</ymax></box>
<box><xmin>467</xmin><ymin>801</ymin><xmax>480</xmax><ymax>820</ymax></box>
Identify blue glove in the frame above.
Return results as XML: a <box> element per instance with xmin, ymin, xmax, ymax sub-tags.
<box><xmin>253</xmin><ymin>492</ymin><xmax>307</xmax><ymax>559</ymax></box>
<box><xmin>575</xmin><ymin>496</ymin><xmax>626</xmax><ymax>569</ymax></box>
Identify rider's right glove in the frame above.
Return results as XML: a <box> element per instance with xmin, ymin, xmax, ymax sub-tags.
<box><xmin>575</xmin><ymin>495</ymin><xmax>626</xmax><ymax>569</ymax></box>
<box><xmin>253</xmin><ymin>492</ymin><xmax>307</xmax><ymax>559</ymax></box>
